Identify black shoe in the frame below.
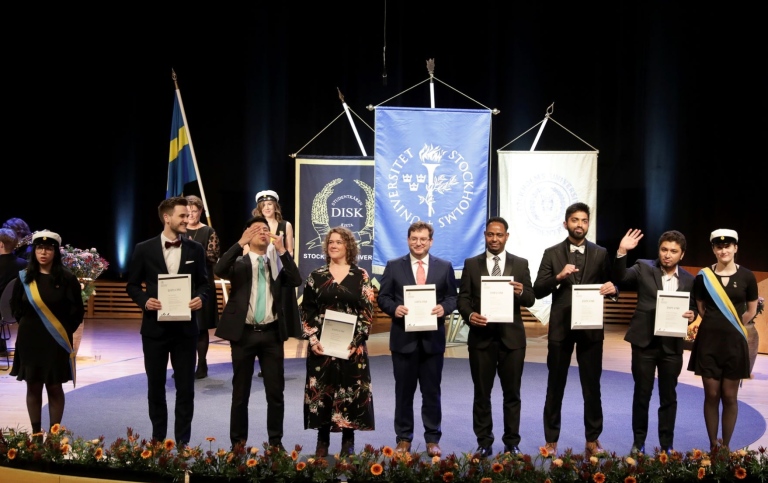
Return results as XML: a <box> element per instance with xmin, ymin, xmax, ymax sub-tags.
<box><xmin>630</xmin><ymin>444</ymin><xmax>645</xmax><ymax>455</ymax></box>
<box><xmin>271</xmin><ymin>442</ymin><xmax>286</xmax><ymax>453</ymax></box>
<box><xmin>195</xmin><ymin>360</ymin><xmax>208</xmax><ymax>379</ymax></box>
<box><xmin>315</xmin><ymin>440</ymin><xmax>330</xmax><ymax>457</ymax></box>
<box><xmin>257</xmin><ymin>371</ymin><xmax>263</xmax><ymax>378</ymax></box>
<box><xmin>476</xmin><ymin>445</ymin><xmax>493</xmax><ymax>458</ymax></box>
<box><xmin>660</xmin><ymin>445</ymin><xmax>674</xmax><ymax>454</ymax></box>
<box><xmin>504</xmin><ymin>445</ymin><xmax>521</xmax><ymax>455</ymax></box>
<box><xmin>341</xmin><ymin>438</ymin><xmax>355</xmax><ymax>456</ymax></box>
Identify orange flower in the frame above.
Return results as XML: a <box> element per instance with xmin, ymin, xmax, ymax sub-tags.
<box><xmin>7</xmin><ymin>448</ymin><xmax>17</xmax><ymax>460</ymax></box>
<box><xmin>492</xmin><ymin>462</ymin><xmax>504</xmax><ymax>473</ymax></box>
<box><xmin>250</xmin><ymin>447</ymin><xmax>259</xmax><ymax>455</ymax></box>
<box><xmin>659</xmin><ymin>452</ymin><xmax>668</xmax><ymax>464</ymax></box>
<box><xmin>382</xmin><ymin>446</ymin><xmax>394</xmax><ymax>457</ymax></box>
<box><xmin>50</xmin><ymin>424</ymin><xmax>61</xmax><ymax>435</ymax></box>
<box><xmin>370</xmin><ymin>463</ymin><xmax>383</xmax><ymax>476</ymax></box>
<box><xmin>164</xmin><ymin>439</ymin><xmax>175</xmax><ymax>451</ymax></box>
<box><xmin>141</xmin><ymin>449</ymin><xmax>152</xmax><ymax>459</ymax></box>
<box><xmin>94</xmin><ymin>447</ymin><xmax>104</xmax><ymax>460</ymax></box>
<box><xmin>481</xmin><ymin>478</ymin><xmax>492</xmax><ymax>483</ymax></box>
<box><xmin>544</xmin><ymin>480</ymin><xmax>552</xmax><ymax>483</ymax></box>
<box><xmin>206</xmin><ymin>437</ymin><xmax>216</xmax><ymax>442</ymax></box>
<box><xmin>539</xmin><ymin>446</ymin><xmax>550</xmax><ymax>457</ymax></box>
<box><xmin>735</xmin><ymin>466</ymin><xmax>747</xmax><ymax>479</ymax></box>
<box><xmin>291</xmin><ymin>450</ymin><xmax>299</xmax><ymax>461</ymax></box>
<box><xmin>593</xmin><ymin>472</ymin><xmax>606</xmax><ymax>483</ymax></box>
<box><xmin>296</xmin><ymin>462</ymin><xmax>307</xmax><ymax>471</ymax></box>
<box><xmin>698</xmin><ymin>467</ymin><xmax>706</xmax><ymax>480</ymax></box>
<box><xmin>246</xmin><ymin>458</ymin><xmax>257</xmax><ymax>467</ymax></box>
<box><xmin>442</xmin><ymin>471</ymin><xmax>454</xmax><ymax>482</ymax></box>
<box><xmin>624</xmin><ymin>477</ymin><xmax>637</xmax><ymax>483</ymax></box>
<box><xmin>217</xmin><ymin>449</ymin><xmax>227</xmax><ymax>458</ymax></box>
<box><xmin>432</xmin><ymin>455</ymin><xmax>441</xmax><ymax>464</ymax></box>
<box><xmin>226</xmin><ymin>453</ymin><xmax>235</xmax><ymax>463</ymax></box>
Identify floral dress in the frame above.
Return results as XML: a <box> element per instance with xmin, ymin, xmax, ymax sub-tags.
<box><xmin>301</xmin><ymin>263</ymin><xmax>375</xmax><ymax>432</ymax></box>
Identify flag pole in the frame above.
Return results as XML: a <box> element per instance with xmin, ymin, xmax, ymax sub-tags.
<box><xmin>172</xmin><ymin>69</ymin><xmax>213</xmax><ymax>227</ymax></box>
<box><xmin>427</xmin><ymin>58</ymin><xmax>435</xmax><ymax>108</ymax></box>
<box><xmin>337</xmin><ymin>88</ymin><xmax>367</xmax><ymax>156</ymax></box>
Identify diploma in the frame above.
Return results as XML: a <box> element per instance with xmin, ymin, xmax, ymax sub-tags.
<box><xmin>571</xmin><ymin>284</ymin><xmax>604</xmax><ymax>330</ymax></box>
<box><xmin>481</xmin><ymin>276</ymin><xmax>515</xmax><ymax>322</ymax></box>
<box><xmin>404</xmin><ymin>284</ymin><xmax>437</xmax><ymax>332</ymax></box>
<box><xmin>157</xmin><ymin>274</ymin><xmax>192</xmax><ymax>321</ymax></box>
<box><xmin>654</xmin><ymin>291</ymin><xmax>690</xmax><ymax>338</ymax></box>
<box><xmin>320</xmin><ymin>309</ymin><xmax>357</xmax><ymax>359</ymax></box>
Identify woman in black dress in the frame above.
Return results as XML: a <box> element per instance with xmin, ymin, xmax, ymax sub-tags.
<box><xmin>687</xmin><ymin>229</ymin><xmax>759</xmax><ymax>452</ymax></box>
<box><xmin>301</xmin><ymin>226</ymin><xmax>375</xmax><ymax>457</ymax></box>
<box><xmin>10</xmin><ymin>230</ymin><xmax>83</xmax><ymax>436</ymax></box>
<box><xmin>185</xmin><ymin>195</ymin><xmax>220</xmax><ymax>379</ymax></box>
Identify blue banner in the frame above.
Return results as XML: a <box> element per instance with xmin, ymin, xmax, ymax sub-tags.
<box><xmin>166</xmin><ymin>93</ymin><xmax>197</xmax><ymax>198</ymax></box>
<box><xmin>295</xmin><ymin>156</ymin><xmax>375</xmax><ymax>298</ymax></box>
<box><xmin>373</xmin><ymin>107</ymin><xmax>490</xmax><ymax>272</ymax></box>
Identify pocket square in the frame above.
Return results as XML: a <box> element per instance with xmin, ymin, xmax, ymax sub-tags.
<box><xmin>185</xmin><ymin>260</ymin><xmax>195</xmax><ymax>264</ymax></box>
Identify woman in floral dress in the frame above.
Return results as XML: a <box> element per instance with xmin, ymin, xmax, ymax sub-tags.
<box><xmin>301</xmin><ymin>226</ymin><xmax>375</xmax><ymax>457</ymax></box>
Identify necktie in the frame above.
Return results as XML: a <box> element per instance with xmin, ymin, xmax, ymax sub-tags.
<box><xmin>255</xmin><ymin>256</ymin><xmax>266</xmax><ymax>323</ymax></box>
<box><xmin>492</xmin><ymin>256</ymin><xmax>501</xmax><ymax>276</ymax></box>
<box><xmin>416</xmin><ymin>260</ymin><xmax>426</xmax><ymax>285</ymax></box>
<box><xmin>570</xmin><ymin>244</ymin><xmax>585</xmax><ymax>254</ymax></box>
<box><xmin>165</xmin><ymin>239</ymin><xmax>182</xmax><ymax>248</ymax></box>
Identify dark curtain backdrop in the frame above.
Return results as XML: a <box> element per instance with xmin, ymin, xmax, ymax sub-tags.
<box><xmin>3</xmin><ymin>3</ymin><xmax>766</xmax><ymax>277</ymax></box>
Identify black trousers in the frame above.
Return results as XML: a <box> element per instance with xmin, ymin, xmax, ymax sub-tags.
<box><xmin>391</xmin><ymin>347</ymin><xmax>444</xmax><ymax>444</ymax></box>
<box><xmin>229</xmin><ymin>323</ymin><xmax>284</xmax><ymax>447</ymax></box>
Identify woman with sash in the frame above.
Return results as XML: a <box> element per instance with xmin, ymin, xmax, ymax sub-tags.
<box><xmin>687</xmin><ymin>229</ymin><xmax>758</xmax><ymax>453</ymax></box>
<box><xmin>10</xmin><ymin>230</ymin><xmax>83</xmax><ymax>437</ymax></box>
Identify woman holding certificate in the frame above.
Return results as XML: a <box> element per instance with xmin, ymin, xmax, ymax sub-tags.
<box><xmin>301</xmin><ymin>226</ymin><xmax>375</xmax><ymax>457</ymax></box>
<box><xmin>687</xmin><ymin>229</ymin><xmax>758</xmax><ymax>453</ymax></box>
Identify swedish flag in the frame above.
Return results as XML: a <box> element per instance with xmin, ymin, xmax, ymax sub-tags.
<box><xmin>166</xmin><ymin>93</ymin><xmax>197</xmax><ymax>198</ymax></box>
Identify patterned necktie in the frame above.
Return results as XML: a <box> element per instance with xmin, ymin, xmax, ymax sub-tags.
<box><xmin>492</xmin><ymin>256</ymin><xmax>501</xmax><ymax>276</ymax></box>
<box><xmin>255</xmin><ymin>256</ymin><xmax>266</xmax><ymax>323</ymax></box>
<box><xmin>416</xmin><ymin>260</ymin><xmax>426</xmax><ymax>285</ymax></box>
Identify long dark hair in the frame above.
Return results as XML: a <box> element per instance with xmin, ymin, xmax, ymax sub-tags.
<box><xmin>24</xmin><ymin>244</ymin><xmax>66</xmax><ymax>286</ymax></box>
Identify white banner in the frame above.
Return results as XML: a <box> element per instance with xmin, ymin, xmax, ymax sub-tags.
<box><xmin>497</xmin><ymin>150</ymin><xmax>598</xmax><ymax>323</ymax></box>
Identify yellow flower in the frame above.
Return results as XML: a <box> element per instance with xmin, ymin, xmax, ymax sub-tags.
<box><xmin>291</xmin><ymin>450</ymin><xmax>299</xmax><ymax>461</ymax></box>
<box><xmin>90</xmin><ymin>439</ymin><xmax>100</xmax><ymax>445</ymax></box>
<box><xmin>226</xmin><ymin>453</ymin><xmax>235</xmax><ymax>463</ymax></box>
<box><xmin>593</xmin><ymin>472</ymin><xmax>606</xmax><ymax>483</ymax></box>
<box><xmin>442</xmin><ymin>471</ymin><xmax>454</xmax><ymax>482</ymax></box>
<box><xmin>7</xmin><ymin>448</ymin><xmax>17</xmax><ymax>460</ymax></box>
<box><xmin>94</xmin><ymin>448</ymin><xmax>104</xmax><ymax>460</ymax></box>
<box><xmin>250</xmin><ymin>447</ymin><xmax>259</xmax><ymax>454</ymax></box>
<box><xmin>737</xmin><ymin>449</ymin><xmax>747</xmax><ymax>457</ymax></box>
<box><xmin>735</xmin><ymin>467</ymin><xmax>747</xmax><ymax>479</ymax></box>
<box><xmin>296</xmin><ymin>462</ymin><xmax>306</xmax><ymax>471</ymax></box>
<box><xmin>50</xmin><ymin>424</ymin><xmax>61</xmax><ymax>435</ymax></box>
<box><xmin>141</xmin><ymin>449</ymin><xmax>152</xmax><ymax>459</ymax></box>
<box><xmin>698</xmin><ymin>467</ymin><xmax>706</xmax><ymax>480</ymax></box>
<box><xmin>492</xmin><ymin>462</ymin><xmax>504</xmax><ymax>473</ymax></box>
<box><xmin>382</xmin><ymin>446</ymin><xmax>394</xmax><ymax>457</ymax></box>
<box><xmin>432</xmin><ymin>455</ymin><xmax>441</xmax><ymax>464</ymax></box>
<box><xmin>659</xmin><ymin>452</ymin><xmax>668</xmax><ymax>464</ymax></box>
<box><xmin>701</xmin><ymin>459</ymin><xmax>711</xmax><ymax>467</ymax></box>
<box><xmin>164</xmin><ymin>439</ymin><xmax>175</xmax><ymax>451</ymax></box>
<box><xmin>217</xmin><ymin>449</ymin><xmax>227</xmax><ymax>458</ymax></box>
<box><xmin>246</xmin><ymin>458</ymin><xmax>258</xmax><ymax>467</ymax></box>
<box><xmin>590</xmin><ymin>456</ymin><xmax>599</xmax><ymax>465</ymax></box>
<box><xmin>552</xmin><ymin>458</ymin><xmax>563</xmax><ymax>467</ymax></box>
<box><xmin>625</xmin><ymin>456</ymin><xmax>636</xmax><ymax>466</ymax></box>
<box><xmin>370</xmin><ymin>463</ymin><xmax>383</xmax><ymax>476</ymax></box>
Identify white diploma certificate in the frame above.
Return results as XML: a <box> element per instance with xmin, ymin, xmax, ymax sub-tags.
<box><xmin>481</xmin><ymin>276</ymin><xmax>515</xmax><ymax>322</ymax></box>
<box><xmin>654</xmin><ymin>291</ymin><xmax>690</xmax><ymax>338</ymax></box>
<box><xmin>404</xmin><ymin>284</ymin><xmax>437</xmax><ymax>332</ymax></box>
<box><xmin>571</xmin><ymin>284</ymin><xmax>604</xmax><ymax>330</ymax></box>
<box><xmin>320</xmin><ymin>309</ymin><xmax>357</xmax><ymax>359</ymax></box>
<box><xmin>157</xmin><ymin>274</ymin><xmax>192</xmax><ymax>321</ymax></box>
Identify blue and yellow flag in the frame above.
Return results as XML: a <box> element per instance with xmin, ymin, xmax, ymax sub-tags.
<box><xmin>166</xmin><ymin>93</ymin><xmax>197</xmax><ymax>198</ymax></box>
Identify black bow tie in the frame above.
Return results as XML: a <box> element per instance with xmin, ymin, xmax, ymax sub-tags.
<box><xmin>570</xmin><ymin>244</ymin><xmax>585</xmax><ymax>254</ymax></box>
<box><xmin>165</xmin><ymin>239</ymin><xmax>182</xmax><ymax>249</ymax></box>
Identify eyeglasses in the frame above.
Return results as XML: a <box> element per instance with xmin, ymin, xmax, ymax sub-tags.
<box><xmin>408</xmin><ymin>237</ymin><xmax>431</xmax><ymax>244</ymax></box>
<box><xmin>35</xmin><ymin>245</ymin><xmax>56</xmax><ymax>252</ymax></box>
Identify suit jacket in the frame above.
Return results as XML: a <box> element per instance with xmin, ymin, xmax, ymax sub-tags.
<box><xmin>458</xmin><ymin>251</ymin><xmax>535</xmax><ymax>350</ymax></box>
<box><xmin>213</xmin><ymin>242</ymin><xmax>302</xmax><ymax>343</ymax></box>
<box><xmin>533</xmin><ymin>239</ymin><xmax>614</xmax><ymax>342</ymax></box>
<box><xmin>613</xmin><ymin>257</ymin><xmax>696</xmax><ymax>353</ymax></box>
<box><xmin>378</xmin><ymin>254</ymin><xmax>457</xmax><ymax>354</ymax></box>
<box><xmin>126</xmin><ymin>235</ymin><xmax>210</xmax><ymax>339</ymax></box>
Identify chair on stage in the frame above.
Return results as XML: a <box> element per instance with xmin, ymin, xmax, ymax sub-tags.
<box><xmin>0</xmin><ymin>278</ymin><xmax>17</xmax><ymax>370</ymax></box>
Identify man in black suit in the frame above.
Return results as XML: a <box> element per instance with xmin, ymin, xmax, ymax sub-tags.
<box><xmin>126</xmin><ymin>197</ymin><xmax>209</xmax><ymax>447</ymax></box>
<box><xmin>0</xmin><ymin>228</ymin><xmax>27</xmax><ymax>356</ymax></box>
<box><xmin>457</xmin><ymin>217</ymin><xmax>535</xmax><ymax>457</ymax></box>
<box><xmin>534</xmin><ymin>202</ymin><xmax>616</xmax><ymax>457</ymax></box>
<box><xmin>613</xmin><ymin>229</ymin><xmax>696</xmax><ymax>455</ymax></box>
<box><xmin>214</xmin><ymin>216</ymin><xmax>301</xmax><ymax>449</ymax></box>
<box><xmin>377</xmin><ymin>221</ymin><xmax>457</xmax><ymax>457</ymax></box>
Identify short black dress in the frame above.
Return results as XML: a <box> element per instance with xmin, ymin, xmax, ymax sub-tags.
<box><xmin>687</xmin><ymin>266</ymin><xmax>758</xmax><ymax>380</ymax></box>
<box><xmin>185</xmin><ymin>225</ymin><xmax>220</xmax><ymax>331</ymax></box>
<box><xmin>10</xmin><ymin>271</ymin><xmax>84</xmax><ymax>384</ymax></box>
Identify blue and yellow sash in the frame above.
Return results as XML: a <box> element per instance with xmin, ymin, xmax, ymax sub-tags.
<box><xmin>699</xmin><ymin>267</ymin><xmax>747</xmax><ymax>340</ymax></box>
<box><xmin>19</xmin><ymin>270</ymin><xmax>76</xmax><ymax>386</ymax></box>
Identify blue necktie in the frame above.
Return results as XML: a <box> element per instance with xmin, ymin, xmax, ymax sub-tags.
<box><xmin>255</xmin><ymin>257</ymin><xmax>266</xmax><ymax>323</ymax></box>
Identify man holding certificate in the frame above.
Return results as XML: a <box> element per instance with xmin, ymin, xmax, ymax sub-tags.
<box><xmin>613</xmin><ymin>229</ymin><xmax>696</xmax><ymax>455</ymax></box>
<box><xmin>458</xmin><ymin>217</ymin><xmax>535</xmax><ymax>457</ymax></box>
<box><xmin>534</xmin><ymin>203</ymin><xmax>616</xmax><ymax>458</ymax></box>
<box><xmin>214</xmin><ymin>216</ymin><xmax>302</xmax><ymax>450</ymax></box>
<box><xmin>125</xmin><ymin>197</ymin><xmax>209</xmax><ymax>447</ymax></box>
<box><xmin>377</xmin><ymin>221</ymin><xmax>457</xmax><ymax>457</ymax></box>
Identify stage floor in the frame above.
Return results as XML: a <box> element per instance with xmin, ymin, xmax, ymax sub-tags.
<box><xmin>1</xmin><ymin>319</ymin><xmax>767</xmax><ymax>450</ymax></box>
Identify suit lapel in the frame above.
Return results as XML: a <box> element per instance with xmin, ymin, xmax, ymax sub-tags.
<box><xmin>403</xmin><ymin>255</ymin><xmax>417</xmax><ymax>285</ymax></box>
<box><xmin>653</xmin><ymin>260</ymin><xmax>665</xmax><ymax>292</ymax></box>
<box><xmin>152</xmin><ymin>237</ymin><xmax>169</xmax><ymax>274</ymax></box>
<box><xmin>503</xmin><ymin>253</ymin><xmax>514</xmax><ymax>276</ymax></box>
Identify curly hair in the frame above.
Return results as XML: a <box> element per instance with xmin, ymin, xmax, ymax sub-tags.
<box><xmin>251</xmin><ymin>199</ymin><xmax>285</xmax><ymax>222</ymax></box>
<box><xmin>323</xmin><ymin>226</ymin><xmax>358</xmax><ymax>265</ymax></box>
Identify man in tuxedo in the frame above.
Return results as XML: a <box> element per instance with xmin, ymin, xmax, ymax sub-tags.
<box><xmin>126</xmin><ymin>197</ymin><xmax>209</xmax><ymax>447</ymax></box>
<box><xmin>534</xmin><ymin>202</ymin><xmax>616</xmax><ymax>458</ymax></box>
<box><xmin>613</xmin><ymin>229</ymin><xmax>696</xmax><ymax>455</ymax></box>
<box><xmin>214</xmin><ymin>216</ymin><xmax>301</xmax><ymax>450</ymax></box>
<box><xmin>457</xmin><ymin>217</ymin><xmax>535</xmax><ymax>457</ymax></box>
<box><xmin>377</xmin><ymin>221</ymin><xmax>457</xmax><ymax>457</ymax></box>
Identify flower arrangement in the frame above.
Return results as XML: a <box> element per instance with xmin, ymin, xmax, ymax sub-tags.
<box><xmin>59</xmin><ymin>245</ymin><xmax>109</xmax><ymax>303</ymax></box>
<box><xmin>1</xmin><ymin>426</ymin><xmax>767</xmax><ymax>482</ymax></box>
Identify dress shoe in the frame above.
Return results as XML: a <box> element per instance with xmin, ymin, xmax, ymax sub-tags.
<box><xmin>585</xmin><ymin>439</ymin><xmax>605</xmax><ymax>458</ymax></box>
<box><xmin>426</xmin><ymin>442</ymin><xmax>442</xmax><ymax>457</ymax></box>
<box><xmin>630</xmin><ymin>444</ymin><xmax>645</xmax><ymax>455</ymax></box>
<box><xmin>271</xmin><ymin>442</ymin><xmax>286</xmax><ymax>453</ymax></box>
<box><xmin>257</xmin><ymin>371</ymin><xmax>263</xmax><ymax>378</ymax></box>
<box><xmin>340</xmin><ymin>438</ymin><xmax>355</xmax><ymax>456</ymax></box>
<box><xmin>315</xmin><ymin>440</ymin><xmax>330</xmax><ymax>457</ymax></box>
<box><xmin>543</xmin><ymin>442</ymin><xmax>558</xmax><ymax>457</ymax></box>
<box><xmin>476</xmin><ymin>445</ymin><xmax>493</xmax><ymax>458</ymax></box>
<box><xmin>660</xmin><ymin>445</ymin><xmax>674</xmax><ymax>454</ymax></box>
<box><xmin>195</xmin><ymin>360</ymin><xmax>208</xmax><ymax>379</ymax></box>
<box><xmin>504</xmin><ymin>445</ymin><xmax>521</xmax><ymax>455</ymax></box>
<box><xmin>395</xmin><ymin>440</ymin><xmax>411</xmax><ymax>454</ymax></box>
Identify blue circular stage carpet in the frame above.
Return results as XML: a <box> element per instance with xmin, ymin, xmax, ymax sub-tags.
<box><xmin>58</xmin><ymin>356</ymin><xmax>764</xmax><ymax>455</ymax></box>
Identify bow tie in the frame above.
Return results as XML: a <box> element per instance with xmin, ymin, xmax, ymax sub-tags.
<box><xmin>570</xmin><ymin>244</ymin><xmax>585</xmax><ymax>254</ymax></box>
<box><xmin>165</xmin><ymin>239</ymin><xmax>182</xmax><ymax>249</ymax></box>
